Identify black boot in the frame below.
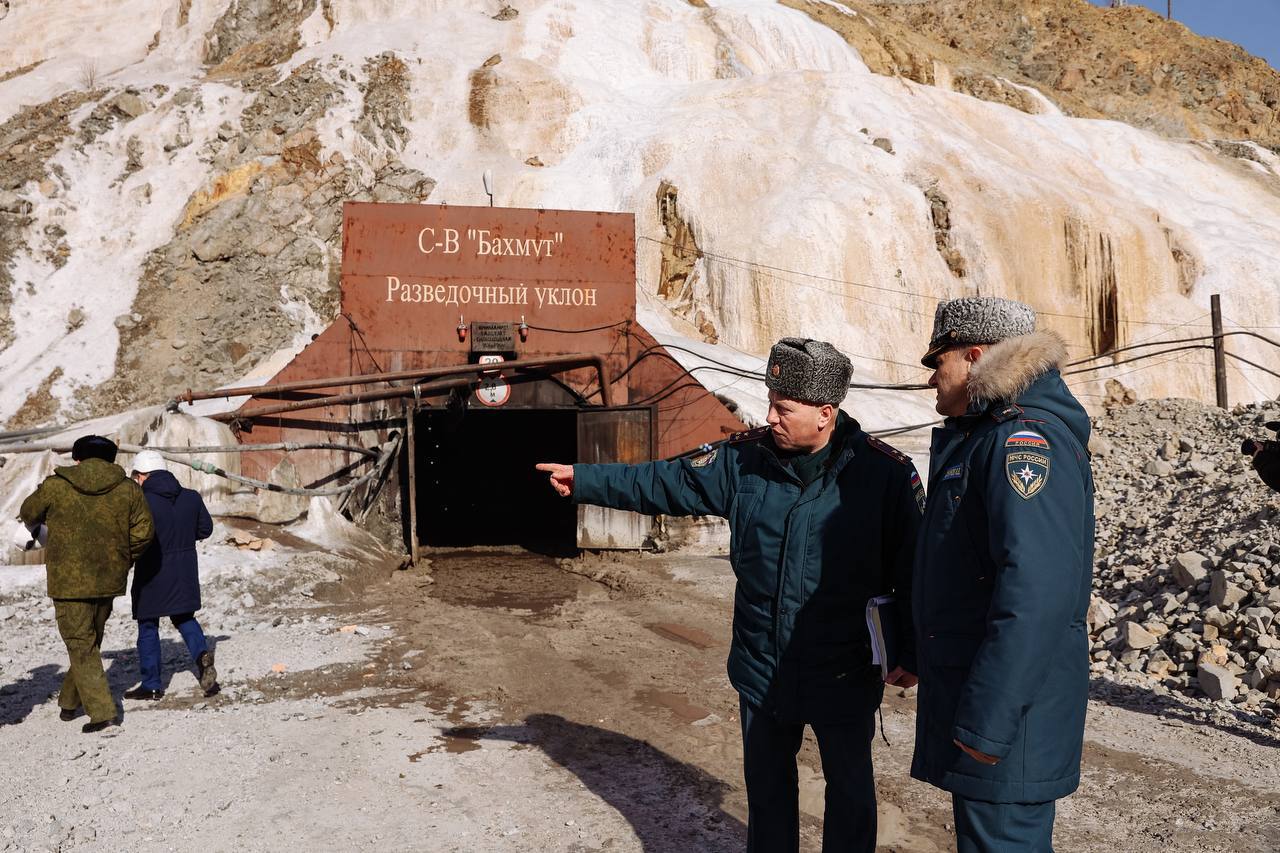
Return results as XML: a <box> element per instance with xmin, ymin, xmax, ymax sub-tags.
<box><xmin>124</xmin><ymin>686</ymin><xmax>165</xmax><ymax>700</ymax></box>
<box><xmin>197</xmin><ymin>650</ymin><xmax>219</xmax><ymax>696</ymax></box>
<box><xmin>82</xmin><ymin>718</ymin><xmax>119</xmax><ymax>734</ymax></box>
<box><xmin>59</xmin><ymin>708</ymin><xmax>80</xmax><ymax>722</ymax></box>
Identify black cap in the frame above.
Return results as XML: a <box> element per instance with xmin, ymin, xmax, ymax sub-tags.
<box><xmin>71</xmin><ymin>435</ymin><xmax>118</xmax><ymax>463</ymax></box>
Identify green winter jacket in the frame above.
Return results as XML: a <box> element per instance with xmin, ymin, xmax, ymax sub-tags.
<box><xmin>20</xmin><ymin>458</ymin><xmax>155</xmax><ymax>599</ymax></box>
<box><xmin>573</xmin><ymin>412</ymin><xmax>922</xmax><ymax>723</ymax></box>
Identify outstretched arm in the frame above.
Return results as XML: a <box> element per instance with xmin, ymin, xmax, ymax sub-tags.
<box><xmin>536</xmin><ymin>447</ymin><xmax>734</xmax><ymax>519</ymax></box>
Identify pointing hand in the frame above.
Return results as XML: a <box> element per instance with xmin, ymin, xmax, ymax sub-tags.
<box><xmin>535</xmin><ymin>463</ymin><xmax>574</xmax><ymax>497</ymax></box>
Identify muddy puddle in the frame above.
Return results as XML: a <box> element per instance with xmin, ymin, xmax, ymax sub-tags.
<box><xmin>635</xmin><ymin>687</ymin><xmax>712</xmax><ymax>724</ymax></box>
<box><xmin>646</xmin><ymin>622</ymin><xmax>718</xmax><ymax>650</ymax></box>
<box><xmin>407</xmin><ymin>726</ymin><xmax>490</xmax><ymax>760</ymax></box>
<box><xmin>425</xmin><ymin>550</ymin><xmax>589</xmax><ymax>614</ymax></box>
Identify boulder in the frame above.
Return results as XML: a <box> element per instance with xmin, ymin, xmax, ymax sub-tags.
<box><xmin>1145</xmin><ymin>650</ymin><xmax>1175</xmax><ymax>677</ymax></box>
<box><xmin>1243</xmin><ymin>606</ymin><xmax>1275</xmax><ymax>634</ymax></box>
<box><xmin>1197</xmin><ymin>662</ymin><xmax>1239</xmax><ymax>701</ymax></box>
<box><xmin>111</xmin><ymin>92</ymin><xmax>147</xmax><ymax>119</ymax></box>
<box><xmin>1210</xmin><ymin>570</ymin><xmax>1248</xmax><ymax>609</ymax></box>
<box><xmin>1087</xmin><ymin>595</ymin><xmax>1117</xmax><ymax>631</ymax></box>
<box><xmin>1172</xmin><ymin>552</ymin><xmax>1209</xmax><ymax>589</ymax></box>
<box><xmin>1123</xmin><ymin>621</ymin><xmax>1158</xmax><ymax>650</ymax></box>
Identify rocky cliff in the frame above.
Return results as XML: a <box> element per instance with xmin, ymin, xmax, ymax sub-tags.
<box><xmin>0</xmin><ymin>0</ymin><xmax>1275</xmax><ymax>431</ymax></box>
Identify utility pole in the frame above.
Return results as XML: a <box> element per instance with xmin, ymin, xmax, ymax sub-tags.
<box><xmin>1167</xmin><ymin>0</ymin><xmax>1172</xmax><ymax>20</ymax></box>
<box><xmin>1211</xmin><ymin>294</ymin><xmax>1228</xmax><ymax>409</ymax></box>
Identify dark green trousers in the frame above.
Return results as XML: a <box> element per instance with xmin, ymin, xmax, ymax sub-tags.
<box><xmin>953</xmin><ymin>796</ymin><xmax>1056</xmax><ymax>852</ymax></box>
<box><xmin>53</xmin><ymin>598</ymin><xmax>117</xmax><ymax>723</ymax></box>
<box><xmin>740</xmin><ymin>698</ymin><xmax>878</xmax><ymax>853</ymax></box>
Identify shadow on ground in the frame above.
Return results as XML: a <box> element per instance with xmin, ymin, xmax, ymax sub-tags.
<box><xmin>474</xmin><ymin>713</ymin><xmax>746</xmax><ymax>852</ymax></box>
<box><xmin>0</xmin><ymin>635</ymin><xmax>230</xmax><ymax>725</ymax></box>
<box><xmin>1090</xmin><ymin>676</ymin><xmax>1280</xmax><ymax>749</ymax></box>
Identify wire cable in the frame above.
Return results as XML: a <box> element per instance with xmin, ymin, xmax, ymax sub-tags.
<box><xmin>1064</xmin><ymin>344</ymin><xmax>1214</xmax><ymax>376</ymax></box>
<box><xmin>1225</xmin><ymin>351</ymin><xmax>1280</xmax><ymax>380</ymax></box>
<box><xmin>342</xmin><ymin>313</ymin><xmax>385</xmax><ymax>374</ymax></box>
<box><xmin>0</xmin><ymin>439</ymin><xmax>399</xmax><ymax>497</ymax></box>
<box><xmin>604</xmin><ymin>343</ymin><xmax>932</xmax><ymax>399</ymax></box>
<box><xmin>526</xmin><ymin>321</ymin><xmax>630</xmax><ymax>334</ymax></box>
<box><xmin>636</xmin><ymin>236</ymin><xmax>1278</xmax><ymax>330</ymax></box>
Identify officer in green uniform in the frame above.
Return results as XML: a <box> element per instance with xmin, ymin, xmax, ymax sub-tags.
<box><xmin>21</xmin><ymin>435</ymin><xmax>155</xmax><ymax>733</ymax></box>
<box><xmin>911</xmin><ymin>298</ymin><xmax>1095</xmax><ymax>852</ymax></box>
<box><xmin>538</xmin><ymin>338</ymin><xmax>922</xmax><ymax>852</ymax></box>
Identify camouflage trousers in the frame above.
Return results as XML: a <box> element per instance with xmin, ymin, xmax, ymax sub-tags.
<box><xmin>53</xmin><ymin>598</ymin><xmax>117</xmax><ymax>723</ymax></box>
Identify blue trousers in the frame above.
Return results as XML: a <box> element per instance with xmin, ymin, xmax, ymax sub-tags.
<box><xmin>739</xmin><ymin>698</ymin><xmax>877</xmax><ymax>853</ymax></box>
<box><xmin>137</xmin><ymin>614</ymin><xmax>208</xmax><ymax>691</ymax></box>
<box><xmin>953</xmin><ymin>796</ymin><xmax>1056</xmax><ymax>853</ymax></box>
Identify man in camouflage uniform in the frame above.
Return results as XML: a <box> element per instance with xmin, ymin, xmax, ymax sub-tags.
<box><xmin>21</xmin><ymin>435</ymin><xmax>154</xmax><ymax>733</ymax></box>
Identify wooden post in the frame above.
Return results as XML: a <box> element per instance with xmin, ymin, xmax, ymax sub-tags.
<box><xmin>1167</xmin><ymin>0</ymin><xmax>1171</xmax><ymax>20</ymax></box>
<box><xmin>1211</xmin><ymin>294</ymin><xmax>1228</xmax><ymax>409</ymax></box>
<box><xmin>404</xmin><ymin>402</ymin><xmax>419</xmax><ymax>563</ymax></box>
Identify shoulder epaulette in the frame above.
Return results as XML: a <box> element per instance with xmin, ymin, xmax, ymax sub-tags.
<box><xmin>728</xmin><ymin>425</ymin><xmax>771</xmax><ymax>444</ymax></box>
<box><xmin>865</xmin><ymin>434</ymin><xmax>911</xmax><ymax>465</ymax></box>
<box><xmin>991</xmin><ymin>404</ymin><xmax>1023</xmax><ymax>423</ymax></box>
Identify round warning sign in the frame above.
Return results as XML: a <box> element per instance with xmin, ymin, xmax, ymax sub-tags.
<box><xmin>475</xmin><ymin>355</ymin><xmax>511</xmax><ymax>407</ymax></box>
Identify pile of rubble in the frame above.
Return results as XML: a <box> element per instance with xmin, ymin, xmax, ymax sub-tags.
<box><xmin>1087</xmin><ymin>397</ymin><xmax>1280</xmax><ymax>713</ymax></box>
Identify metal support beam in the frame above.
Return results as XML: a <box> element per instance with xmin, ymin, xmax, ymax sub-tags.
<box><xmin>209</xmin><ymin>377</ymin><xmax>475</xmax><ymax>422</ymax></box>
<box><xmin>404</xmin><ymin>401</ymin><xmax>419</xmax><ymax>565</ymax></box>
<box><xmin>176</xmin><ymin>354</ymin><xmax>614</xmax><ymax>408</ymax></box>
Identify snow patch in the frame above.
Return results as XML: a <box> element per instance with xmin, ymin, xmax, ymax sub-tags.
<box><xmin>0</xmin><ymin>0</ymin><xmax>1276</xmax><ymax>433</ymax></box>
<box><xmin>0</xmin><ymin>82</ymin><xmax>252</xmax><ymax>419</ymax></box>
<box><xmin>289</xmin><ymin>497</ymin><xmax>389</xmax><ymax>556</ymax></box>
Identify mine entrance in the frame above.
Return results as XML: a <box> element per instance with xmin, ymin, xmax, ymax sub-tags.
<box><xmin>414</xmin><ymin>408</ymin><xmax>579</xmax><ymax>552</ymax></box>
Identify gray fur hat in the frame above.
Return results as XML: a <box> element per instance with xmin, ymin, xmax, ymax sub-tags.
<box><xmin>921</xmin><ymin>296</ymin><xmax>1036</xmax><ymax>367</ymax></box>
<box><xmin>765</xmin><ymin>338</ymin><xmax>852</xmax><ymax>406</ymax></box>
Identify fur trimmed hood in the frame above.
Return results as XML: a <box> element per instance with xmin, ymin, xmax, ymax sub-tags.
<box><xmin>967</xmin><ymin>330</ymin><xmax>1069</xmax><ymax>406</ymax></box>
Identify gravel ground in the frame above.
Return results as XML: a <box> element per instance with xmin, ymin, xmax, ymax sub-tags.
<box><xmin>2</xmin><ymin>510</ymin><xmax>1280</xmax><ymax>851</ymax></box>
<box><xmin>0</xmin><ymin>534</ymin><xmax>698</xmax><ymax>852</ymax></box>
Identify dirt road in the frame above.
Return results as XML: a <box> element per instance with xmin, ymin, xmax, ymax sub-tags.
<box><xmin>3</xmin><ymin>540</ymin><xmax>1279</xmax><ymax>851</ymax></box>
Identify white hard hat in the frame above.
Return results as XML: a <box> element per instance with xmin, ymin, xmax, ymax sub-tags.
<box><xmin>131</xmin><ymin>449</ymin><xmax>167</xmax><ymax>473</ymax></box>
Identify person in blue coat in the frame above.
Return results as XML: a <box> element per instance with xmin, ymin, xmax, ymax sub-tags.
<box><xmin>124</xmin><ymin>450</ymin><xmax>220</xmax><ymax>700</ymax></box>
<box><xmin>912</xmin><ymin>298</ymin><xmax>1095</xmax><ymax>852</ymax></box>
<box><xmin>538</xmin><ymin>338</ymin><xmax>923</xmax><ymax>853</ymax></box>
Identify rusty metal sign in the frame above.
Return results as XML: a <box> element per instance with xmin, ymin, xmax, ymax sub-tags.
<box><xmin>471</xmin><ymin>321</ymin><xmax>516</xmax><ymax>352</ymax></box>
<box><xmin>339</xmin><ymin>203</ymin><xmax>635</xmax><ymax>362</ymax></box>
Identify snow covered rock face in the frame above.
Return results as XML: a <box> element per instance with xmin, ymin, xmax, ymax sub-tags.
<box><xmin>1088</xmin><ymin>398</ymin><xmax>1280</xmax><ymax>716</ymax></box>
<box><xmin>0</xmin><ymin>0</ymin><xmax>1276</xmax><ymax>429</ymax></box>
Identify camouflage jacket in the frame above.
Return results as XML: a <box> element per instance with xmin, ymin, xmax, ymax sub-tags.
<box><xmin>20</xmin><ymin>458</ymin><xmax>155</xmax><ymax>599</ymax></box>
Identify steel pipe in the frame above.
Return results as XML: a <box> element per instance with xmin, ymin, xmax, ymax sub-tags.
<box><xmin>211</xmin><ymin>377</ymin><xmax>476</xmax><ymax>422</ymax></box>
<box><xmin>175</xmin><ymin>354</ymin><xmax>614</xmax><ymax>408</ymax></box>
